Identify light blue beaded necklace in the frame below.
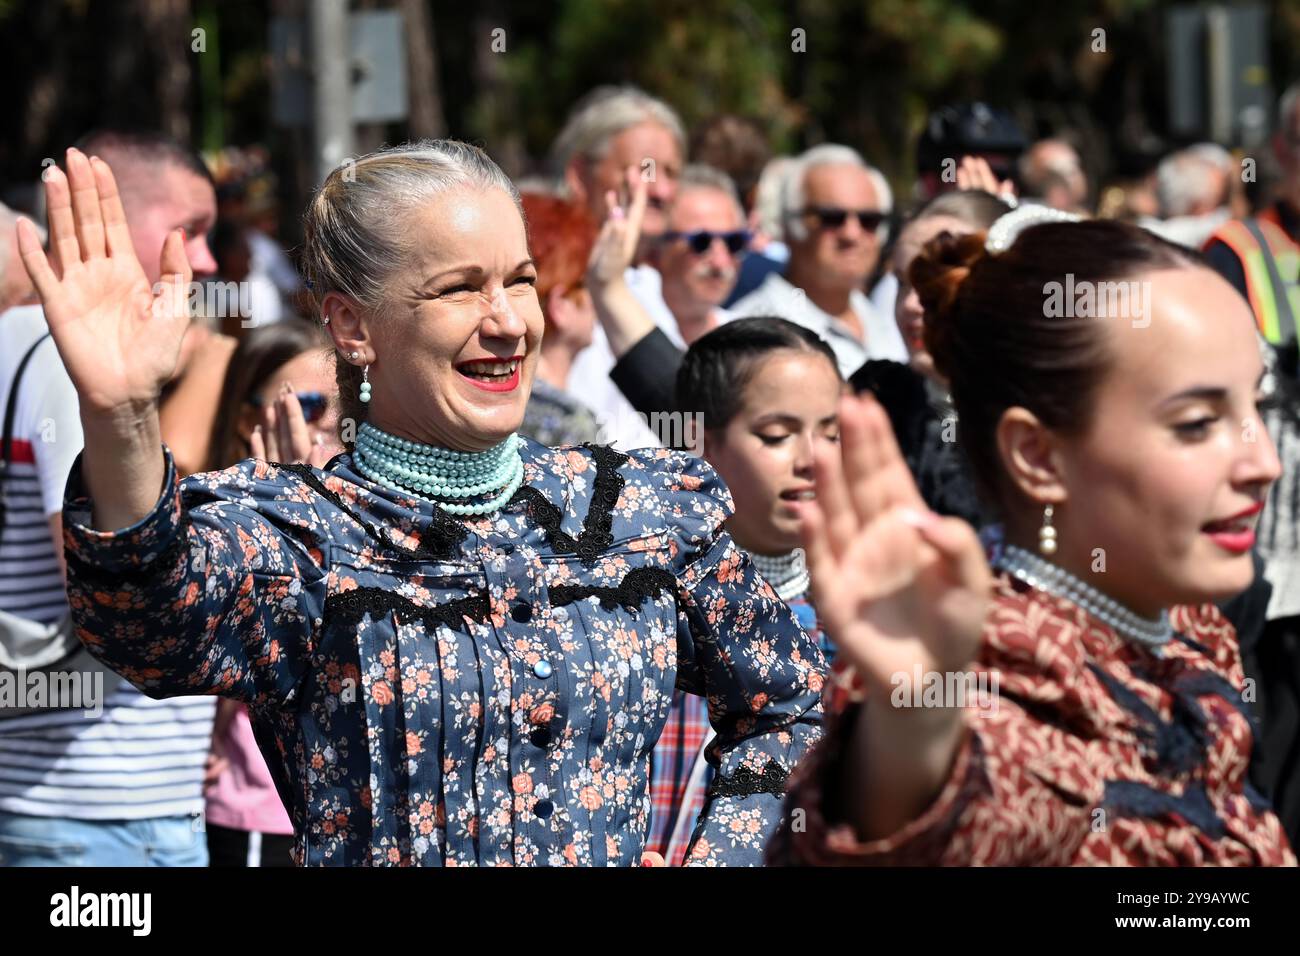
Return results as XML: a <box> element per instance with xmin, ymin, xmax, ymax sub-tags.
<box><xmin>352</xmin><ymin>421</ymin><xmax>524</xmax><ymax>516</ymax></box>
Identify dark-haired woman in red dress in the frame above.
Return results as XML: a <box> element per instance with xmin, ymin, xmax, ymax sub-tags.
<box><xmin>770</xmin><ymin>209</ymin><xmax>1295</xmax><ymax>866</ymax></box>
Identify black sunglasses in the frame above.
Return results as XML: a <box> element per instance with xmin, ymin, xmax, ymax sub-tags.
<box><xmin>250</xmin><ymin>390</ymin><xmax>329</xmax><ymax>423</ymax></box>
<box><xmin>661</xmin><ymin>229</ymin><xmax>751</xmax><ymax>255</ymax></box>
<box><xmin>803</xmin><ymin>207</ymin><xmax>886</xmax><ymax>232</ymax></box>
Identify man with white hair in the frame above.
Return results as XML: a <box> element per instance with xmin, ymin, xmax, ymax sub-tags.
<box><xmin>554</xmin><ymin>86</ymin><xmax>688</xmax><ymax>449</ymax></box>
<box><xmin>729</xmin><ymin>144</ymin><xmax>908</xmax><ymax>374</ymax></box>
<box><xmin>1140</xmin><ymin>145</ymin><xmax>1231</xmax><ymax>248</ymax></box>
<box><xmin>552</xmin><ymin>84</ymin><xmax>685</xmax><ymax>244</ymax></box>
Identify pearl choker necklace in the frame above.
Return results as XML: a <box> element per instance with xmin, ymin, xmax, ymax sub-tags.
<box><xmin>352</xmin><ymin>422</ymin><xmax>524</xmax><ymax>516</ymax></box>
<box><xmin>748</xmin><ymin>549</ymin><xmax>811</xmax><ymax>602</ymax></box>
<box><xmin>994</xmin><ymin>543</ymin><xmax>1173</xmax><ymax>648</ymax></box>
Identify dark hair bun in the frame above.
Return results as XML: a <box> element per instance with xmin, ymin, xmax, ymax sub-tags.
<box><xmin>910</xmin><ymin>230</ymin><xmax>988</xmax><ymax>379</ymax></box>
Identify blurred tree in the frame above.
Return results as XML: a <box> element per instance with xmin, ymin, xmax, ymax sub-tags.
<box><xmin>1</xmin><ymin>0</ymin><xmax>1298</xmax><ymax>222</ymax></box>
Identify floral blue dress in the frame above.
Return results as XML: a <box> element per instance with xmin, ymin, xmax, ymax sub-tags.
<box><xmin>62</xmin><ymin>438</ymin><xmax>824</xmax><ymax>866</ymax></box>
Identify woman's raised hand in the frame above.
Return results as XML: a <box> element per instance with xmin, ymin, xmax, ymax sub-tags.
<box><xmin>249</xmin><ymin>383</ymin><xmax>344</xmax><ymax>469</ymax></box>
<box><xmin>585</xmin><ymin>170</ymin><xmax>649</xmax><ymax>293</ymax></box>
<box><xmin>799</xmin><ymin>394</ymin><xmax>991</xmax><ymax>694</ymax></box>
<box><xmin>16</xmin><ymin>147</ymin><xmax>192</xmax><ymax>420</ymax></box>
<box><xmin>582</xmin><ymin>170</ymin><xmax>656</xmax><ymax>358</ymax></box>
<box><xmin>954</xmin><ymin>155</ymin><xmax>1017</xmax><ymax>202</ymax></box>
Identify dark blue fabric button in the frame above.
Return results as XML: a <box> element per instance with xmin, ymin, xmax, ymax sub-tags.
<box><xmin>529</xmin><ymin>727</ymin><xmax>551</xmax><ymax>748</ymax></box>
<box><xmin>499</xmin><ymin>543</ymin><xmax>515</xmax><ymax>555</ymax></box>
<box><xmin>532</xmin><ymin>659</ymin><xmax>553</xmax><ymax>679</ymax></box>
<box><xmin>511</xmin><ymin>604</ymin><xmax>532</xmax><ymax>623</ymax></box>
<box><xmin>534</xmin><ymin>799</ymin><xmax>554</xmax><ymax>818</ymax></box>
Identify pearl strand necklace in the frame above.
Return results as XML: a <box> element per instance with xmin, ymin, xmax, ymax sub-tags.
<box><xmin>352</xmin><ymin>422</ymin><xmax>524</xmax><ymax>516</ymax></box>
<box><xmin>748</xmin><ymin>548</ymin><xmax>811</xmax><ymax>602</ymax></box>
<box><xmin>994</xmin><ymin>543</ymin><xmax>1173</xmax><ymax>648</ymax></box>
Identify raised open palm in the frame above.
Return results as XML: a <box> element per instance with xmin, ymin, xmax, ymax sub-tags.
<box><xmin>16</xmin><ymin>148</ymin><xmax>192</xmax><ymax>417</ymax></box>
<box><xmin>800</xmin><ymin>394</ymin><xmax>991</xmax><ymax>692</ymax></box>
<box><xmin>585</xmin><ymin>170</ymin><xmax>649</xmax><ymax>291</ymax></box>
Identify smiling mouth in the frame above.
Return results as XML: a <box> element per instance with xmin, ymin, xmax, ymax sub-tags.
<box><xmin>1201</xmin><ymin>503</ymin><xmax>1264</xmax><ymax>535</ymax></box>
<box><xmin>780</xmin><ymin>489</ymin><xmax>816</xmax><ymax>502</ymax></box>
<box><xmin>456</xmin><ymin>357</ymin><xmax>521</xmax><ymax>383</ymax></box>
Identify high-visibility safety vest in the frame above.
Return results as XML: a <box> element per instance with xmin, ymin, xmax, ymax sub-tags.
<box><xmin>1205</xmin><ymin>209</ymin><xmax>1300</xmax><ymax>346</ymax></box>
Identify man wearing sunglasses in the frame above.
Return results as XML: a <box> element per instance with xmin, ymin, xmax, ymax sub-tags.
<box><xmin>730</xmin><ymin>144</ymin><xmax>908</xmax><ymax>374</ymax></box>
<box><xmin>649</xmin><ymin>165</ymin><xmax>748</xmax><ymax>345</ymax></box>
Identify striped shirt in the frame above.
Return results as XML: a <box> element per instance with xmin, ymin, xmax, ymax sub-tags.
<box><xmin>0</xmin><ymin>305</ymin><xmax>215</xmax><ymax>820</ymax></box>
<box><xmin>0</xmin><ymin>307</ymin><xmax>79</xmax><ymax>624</ymax></box>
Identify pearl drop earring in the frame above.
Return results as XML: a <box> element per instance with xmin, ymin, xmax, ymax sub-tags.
<box><xmin>359</xmin><ymin>364</ymin><xmax>371</xmax><ymax>404</ymax></box>
<box><xmin>1039</xmin><ymin>504</ymin><xmax>1058</xmax><ymax>556</ymax></box>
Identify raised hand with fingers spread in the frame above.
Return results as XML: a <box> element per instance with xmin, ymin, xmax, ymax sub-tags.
<box><xmin>954</xmin><ymin>155</ymin><xmax>1017</xmax><ymax>203</ymax></box>
<box><xmin>17</xmin><ymin>148</ymin><xmax>191</xmax><ymax>419</ymax></box>
<box><xmin>16</xmin><ymin>148</ymin><xmax>191</xmax><ymax>530</ymax></box>
<box><xmin>249</xmin><ymin>382</ymin><xmax>343</xmax><ymax>469</ymax></box>
<box><xmin>584</xmin><ymin>171</ymin><xmax>657</xmax><ymax>357</ymax></box>
<box><xmin>796</xmin><ymin>392</ymin><xmax>991</xmax><ymax>840</ymax></box>
<box><xmin>800</xmin><ymin>393</ymin><xmax>990</xmax><ymax>689</ymax></box>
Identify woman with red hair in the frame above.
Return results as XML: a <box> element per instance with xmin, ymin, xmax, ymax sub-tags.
<box><xmin>518</xmin><ymin>193</ymin><xmax>602</xmax><ymax>447</ymax></box>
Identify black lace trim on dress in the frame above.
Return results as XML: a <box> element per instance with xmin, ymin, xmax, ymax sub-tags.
<box><xmin>325</xmin><ymin>586</ymin><xmax>489</xmax><ymax>635</ymax></box>
<box><xmin>278</xmin><ymin>462</ymin><xmax>466</xmax><ymax>560</ymax></box>
<box><xmin>550</xmin><ymin>566</ymin><xmax>676</xmax><ymax>614</ymax></box>
<box><xmin>706</xmin><ymin>759</ymin><xmax>790</xmax><ymax>800</ymax></box>
<box><xmin>509</xmin><ymin>443</ymin><xmax>628</xmax><ymax>566</ymax></box>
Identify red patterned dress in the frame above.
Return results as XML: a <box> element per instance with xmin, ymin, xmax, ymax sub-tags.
<box><xmin>768</xmin><ymin>571</ymin><xmax>1296</xmax><ymax>866</ymax></box>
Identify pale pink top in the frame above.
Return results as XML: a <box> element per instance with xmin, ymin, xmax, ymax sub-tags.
<box><xmin>205</xmin><ymin>704</ymin><xmax>294</xmax><ymax>835</ymax></box>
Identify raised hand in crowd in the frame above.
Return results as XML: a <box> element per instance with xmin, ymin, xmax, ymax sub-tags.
<box><xmin>584</xmin><ymin>169</ymin><xmax>656</xmax><ymax>357</ymax></box>
<box><xmin>796</xmin><ymin>393</ymin><xmax>991</xmax><ymax>841</ymax></box>
<box><xmin>16</xmin><ymin>148</ymin><xmax>190</xmax><ymax>530</ymax></box>
<box><xmin>248</xmin><ymin>381</ymin><xmax>344</xmax><ymax>469</ymax></box>
<box><xmin>955</xmin><ymin>155</ymin><xmax>1017</xmax><ymax>202</ymax></box>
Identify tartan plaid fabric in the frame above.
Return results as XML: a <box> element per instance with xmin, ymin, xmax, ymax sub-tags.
<box><xmin>648</xmin><ymin>592</ymin><xmax>828</xmax><ymax>863</ymax></box>
<box><xmin>646</xmin><ymin>689</ymin><xmax>712</xmax><ymax>861</ymax></box>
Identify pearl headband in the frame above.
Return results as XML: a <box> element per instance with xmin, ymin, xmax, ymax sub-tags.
<box><xmin>984</xmin><ymin>203</ymin><xmax>1082</xmax><ymax>254</ymax></box>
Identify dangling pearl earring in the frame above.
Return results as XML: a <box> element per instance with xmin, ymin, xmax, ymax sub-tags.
<box><xmin>359</xmin><ymin>364</ymin><xmax>371</xmax><ymax>404</ymax></box>
<box><xmin>1039</xmin><ymin>504</ymin><xmax>1058</xmax><ymax>555</ymax></box>
<box><xmin>321</xmin><ymin>313</ymin><xmax>330</xmax><ymax>325</ymax></box>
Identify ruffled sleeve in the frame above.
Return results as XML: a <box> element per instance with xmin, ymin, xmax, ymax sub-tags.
<box><xmin>633</xmin><ymin>447</ymin><xmax>826</xmax><ymax>865</ymax></box>
<box><xmin>62</xmin><ymin>447</ymin><xmax>330</xmax><ymax>707</ymax></box>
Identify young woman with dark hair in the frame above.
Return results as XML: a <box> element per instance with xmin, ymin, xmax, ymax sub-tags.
<box><xmin>648</xmin><ymin>316</ymin><xmax>840</xmax><ymax>864</ymax></box>
<box><xmin>769</xmin><ymin>208</ymin><xmax>1295</xmax><ymax>865</ymax></box>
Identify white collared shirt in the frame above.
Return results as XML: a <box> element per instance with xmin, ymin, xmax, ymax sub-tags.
<box><xmin>727</xmin><ymin>271</ymin><xmax>909</xmax><ymax>375</ymax></box>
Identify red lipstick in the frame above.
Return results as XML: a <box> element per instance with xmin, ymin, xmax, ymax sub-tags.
<box><xmin>1202</xmin><ymin>502</ymin><xmax>1264</xmax><ymax>555</ymax></box>
<box><xmin>455</xmin><ymin>356</ymin><xmax>523</xmax><ymax>393</ymax></box>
